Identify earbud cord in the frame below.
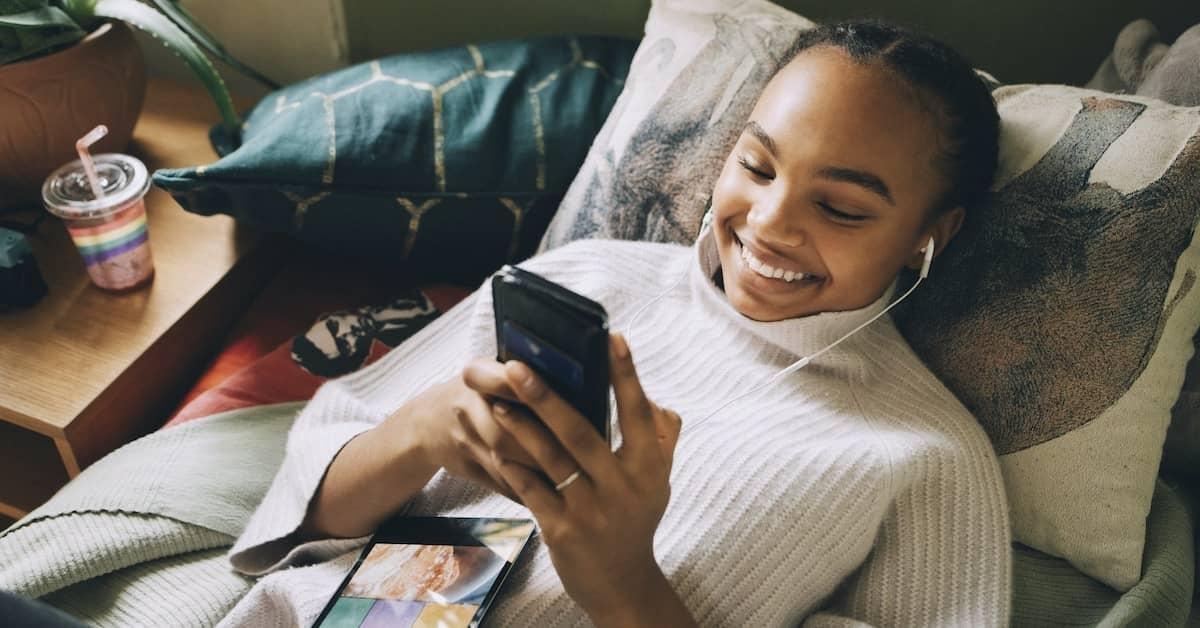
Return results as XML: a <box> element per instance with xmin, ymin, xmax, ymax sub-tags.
<box><xmin>686</xmin><ymin>269</ymin><xmax>926</xmax><ymax>430</ymax></box>
<box><xmin>618</xmin><ymin>228</ymin><xmax>933</xmax><ymax>432</ymax></box>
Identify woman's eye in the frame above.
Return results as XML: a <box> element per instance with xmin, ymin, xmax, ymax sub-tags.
<box><xmin>819</xmin><ymin>202</ymin><xmax>867</xmax><ymax>222</ymax></box>
<box><xmin>737</xmin><ymin>156</ymin><xmax>773</xmax><ymax>181</ymax></box>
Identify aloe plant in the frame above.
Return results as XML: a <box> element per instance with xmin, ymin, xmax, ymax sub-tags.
<box><xmin>0</xmin><ymin>0</ymin><xmax>278</xmax><ymax>129</ymax></box>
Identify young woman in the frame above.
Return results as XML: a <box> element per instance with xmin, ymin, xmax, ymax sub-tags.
<box><xmin>225</xmin><ymin>20</ymin><xmax>1010</xmax><ymax>627</ymax></box>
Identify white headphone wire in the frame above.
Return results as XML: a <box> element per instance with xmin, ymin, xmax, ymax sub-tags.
<box><xmin>617</xmin><ymin>228</ymin><xmax>934</xmax><ymax>433</ymax></box>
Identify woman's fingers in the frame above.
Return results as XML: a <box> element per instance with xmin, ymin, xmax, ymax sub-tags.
<box><xmin>457</xmin><ymin>387</ymin><xmax>538</xmax><ymax>468</ymax></box>
<box><xmin>453</xmin><ymin>405</ymin><xmax>520</xmax><ymax>497</ymax></box>
<box><xmin>654</xmin><ymin>408</ymin><xmax>683</xmax><ymax>468</ymax></box>
<box><xmin>492</xmin><ymin>400</ymin><xmax>591</xmax><ymax>500</ymax></box>
<box><xmin>608</xmin><ymin>333</ymin><xmax>656</xmax><ymax>458</ymax></box>
<box><xmin>491</xmin><ymin>451</ymin><xmax>565</xmax><ymax>519</ymax></box>
<box><xmin>461</xmin><ymin>457</ymin><xmax>522</xmax><ymax>504</ymax></box>
<box><xmin>461</xmin><ymin>357</ymin><xmax>521</xmax><ymax>402</ymax></box>
<box><xmin>503</xmin><ymin>360</ymin><xmax>617</xmax><ymax>484</ymax></box>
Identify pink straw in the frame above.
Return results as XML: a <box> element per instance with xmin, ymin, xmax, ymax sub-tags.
<box><xmin>75</xmin><ymin>125</ymin><xmax>108</xmax><ymax>201</ymax></box>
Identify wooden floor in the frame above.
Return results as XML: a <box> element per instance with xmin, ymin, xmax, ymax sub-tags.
<box><xmin>0</xmin><ymin>514</ymin><xmax>13</xmax><ymax>532</ymax></box>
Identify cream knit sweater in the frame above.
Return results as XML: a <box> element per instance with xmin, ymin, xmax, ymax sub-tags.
<box><xmin>222</xmin><ymin>230</ymin><xmax>1011</xmax><ymax>627</ymax></box>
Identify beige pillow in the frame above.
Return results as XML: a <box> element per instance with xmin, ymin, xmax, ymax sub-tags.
<box><xmin>542</xmin><ymin>0</ymin><xmax>1200</xmax><ymax>592</ymax></box>
<box><xmin>539</xmin><ymin>0</ymin><xmax>814</xmax><ymax>249</ymax></box>
<box><xmin>893</xmin><ymin>85</ymin><xmax>1200</xmax><ymax>590</ymax></box>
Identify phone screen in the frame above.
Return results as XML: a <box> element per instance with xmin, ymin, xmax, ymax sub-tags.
<box><xmin>501</xmin><ymin>319</ymin><xmax>585</xmax><ymax>392</ymax></box>
<box><xmin>314</xmin><ymin>519</ymin><xmax>536</xmax><ymax>628</ymax></box>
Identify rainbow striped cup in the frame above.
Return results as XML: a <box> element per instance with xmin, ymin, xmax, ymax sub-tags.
<box><xmin>42</xmin><ymin>154</ymin><xmax>154</xmax><ymax>291</ymax></box>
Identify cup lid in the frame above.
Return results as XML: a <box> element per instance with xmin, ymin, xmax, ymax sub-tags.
<box><xmin>41</xmin><ymin>153</ymin><xmax>150</xmax><ymax>219</ymax></box>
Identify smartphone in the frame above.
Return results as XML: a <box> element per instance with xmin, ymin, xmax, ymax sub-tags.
<box><xmin>491</xmin><ymin>264</ymin><xmax>611</xmax><ymax>443</ymax></box>
<box><xmin>312</xmin><ymin>517</ymin><xmax>536</xmax><ymax>628</ymax></box>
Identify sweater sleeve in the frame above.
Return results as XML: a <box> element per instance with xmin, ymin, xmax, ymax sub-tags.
<box><xmin>227</xmin><ymin>241</ymin><xmax>629</xmax><ymax>575</ymax></box>
<box><xmin>228</xmin><ymin>284</ymin><xmax>495</xmax><ymax>575</ymax></box>
<box><xmin>803</xmin><ymin>442</ymin><xmax>1012</xmax><ymax>628</ymax></box>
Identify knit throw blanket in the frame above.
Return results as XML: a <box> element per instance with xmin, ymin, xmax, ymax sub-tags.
<box><xmin>0</xmin><ymin>401</ymin><xmax>1190</xmax><ymax>627</ymax></box>
<box><xmin>0</xmin><ymin>402</ymin><xmax>302</xmax><ymax>626</ymax></box>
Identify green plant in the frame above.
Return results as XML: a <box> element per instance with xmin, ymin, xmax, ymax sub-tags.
<box><xmin>0</xmin><ymin>0</ymin><xmax>277</xmax><ymax>129</ymax></box>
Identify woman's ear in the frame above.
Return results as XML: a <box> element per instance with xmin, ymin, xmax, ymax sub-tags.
<box><xmin>907</xmin><ymin>206</ymin><xmax>964</xmax><ymax>270</ymax></box>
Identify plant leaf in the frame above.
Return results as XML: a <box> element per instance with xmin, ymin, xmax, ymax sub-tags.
<box><xmin>57</xmin><ymin>0</ymin><xmax>99</xmax><ymax>25</ymax></box>
<box><xmin>0</xmin><ymin>6</ymin><xmax>82</xmax><ymax>30</ymax></box>
<box><xmin>91</xmin><ymin>0</ymin><xmax>240</xmax><ymax>128</ymax></box>
<box><xmin>0</xmin><ymin>25</ymin><xmax>79</xmax><ymax>63</ymax></box>
<box><xmin>0</xmin><ymin>4</ymin><xmax>84</xmax><ymax>64</ymax></box>
<box><xmin>147</xmin><ymin>0</ymin><xmax>278</xmax><ymax>89</ymax></box>
<box><xmin>0</xmin><ymin>0</ymin><xmax>51</xmax><ymax>15</ymax></box>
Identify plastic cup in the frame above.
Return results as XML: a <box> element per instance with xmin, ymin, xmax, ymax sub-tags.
<box><xmin>41</xmin><ymin>153</ymin><xmax>154</xmax><ymax>291</ymax></box>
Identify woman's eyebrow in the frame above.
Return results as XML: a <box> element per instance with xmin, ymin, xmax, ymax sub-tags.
<box><xmin>816</xmin><ymin>166</ymin><xmax>895</xmax><ymax>205</ymax></box>
<box><xmin>745</xmin><ymin>121</ymin><xmax>894</xmax><ymax>206</ymax></box>
<box><xmin>745</xmin><ymin>121</ymin><xmax>779</xmax><ymax>157</ymax></box>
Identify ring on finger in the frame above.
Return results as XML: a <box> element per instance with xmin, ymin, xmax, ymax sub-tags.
<box><xmin>554</xmin><ymin>469</ymin><xmax>583</xmax><ymax>492</ymax></box>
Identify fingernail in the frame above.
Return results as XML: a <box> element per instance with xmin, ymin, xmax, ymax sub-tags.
<box><xmin>612</xmin><ymin>333</ymin><xmax>630</xmax><ymax>359</ymax></box>
<box><xmin>493</xmin><ymin>401</ymin><xmax>509</xmax><ymax>416</ymax></box>
<box><xmin>508</xmin><ymin>361</ymin><xmax>541</xmax><ymax>395</ymax></box>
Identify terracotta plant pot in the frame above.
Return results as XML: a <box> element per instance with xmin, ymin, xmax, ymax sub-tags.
<box><xmin>0</xmin><ymin>22</ymin><xmax>146</xmax><ymax>209</ymax></box>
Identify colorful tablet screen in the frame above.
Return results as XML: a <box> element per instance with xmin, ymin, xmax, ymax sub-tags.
<box><xmin>314</xmin><ymin>518</ymin><xmax>536</xmax><ymax>628</ymax></box>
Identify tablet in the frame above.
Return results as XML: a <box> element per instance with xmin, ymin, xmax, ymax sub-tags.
<box><xmin>313</xmin><ymin>517</ymin><xmax>537</xmax><ymax>628</ymax></box>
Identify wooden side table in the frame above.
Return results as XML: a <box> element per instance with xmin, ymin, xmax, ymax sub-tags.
<box><xmin>0</xmin><ymin>78</ymin><xmax>284</xmax><ymax>520</ymax></box>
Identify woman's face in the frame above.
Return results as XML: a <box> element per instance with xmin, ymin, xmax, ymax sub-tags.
<box><xmin>711</xmin><ymin>45</ymin><xmax>964</xmax><ymax>322</ymax></box>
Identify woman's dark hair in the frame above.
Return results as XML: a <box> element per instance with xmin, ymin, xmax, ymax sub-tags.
<box><xmin>784</xmin><ymin>19</ymin><xmax>1000</xmax><ymax>214</ymax></box>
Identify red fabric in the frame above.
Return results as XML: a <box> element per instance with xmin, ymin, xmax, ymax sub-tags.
<box><xmin>165</xmin><ymin>251</ymin><xmax>471</xmax><ymax>428</ymax></box>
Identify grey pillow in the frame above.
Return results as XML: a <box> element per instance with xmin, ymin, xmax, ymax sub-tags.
<box><xmin>1086</xmin><ymin>19</ymin><xmax>1200</xmax><ymax>106</ymax></box>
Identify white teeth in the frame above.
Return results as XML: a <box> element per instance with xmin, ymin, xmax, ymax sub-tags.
<box><xmin>737</xmin><ymin>239</ymin><xmax>812</xmax><ymax>283</ymax></box>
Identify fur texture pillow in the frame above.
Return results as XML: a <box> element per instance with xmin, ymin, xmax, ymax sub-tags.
<box><xmin>1087</xmin><ymin>17</ymin><xmax>1200</xmax><ymax>499</ymax></box>
<box><xmin>893</xmin><ymin>85</ymin><xmax>1200</xmax><ymax>590</ymax></box>
<box><xmin>541</xmin><ymin>0</ymin><xmax>1200</xmax><ymax>591</ymax></box>
<box><xmin>1087</xmin><ymin>19</ymin><xmax>1200</xmax><ymax>107</ymax></box>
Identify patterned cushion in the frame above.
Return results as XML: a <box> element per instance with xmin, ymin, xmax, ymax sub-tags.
<box><xmin>1085</xmin><ymin>19</ymin><xmax>1200</xmax><ymax>493</ymax></box>
<box><xmin>540</xmin><ymin>0</ymin><xmax>1200</xmax><ymax>592</ymax></box>
<box><xmin>153</xmin><ymin>36</ymin><xmax>635</xmax><ymax>284</ymax></box>
<box><xmin>893</xmin><ymin>86</ymin><xmax>1200</xmax><ymax>590</ymax></box>
<box><xmin>539</xmin><ymin>1</ymin><xmax>813</xmax><ymax>249</ymax></box>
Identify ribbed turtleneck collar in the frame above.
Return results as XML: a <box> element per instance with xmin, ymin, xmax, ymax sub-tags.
<box><xmin>688</xmin><ymin>226</ymin><xmax>898</xmax><ymax>362</ymax></box>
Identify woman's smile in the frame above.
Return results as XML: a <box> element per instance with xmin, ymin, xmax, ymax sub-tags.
<box><xmin>728</xmin><ymin>228</ymin><xmax>825</xmax><ymax>296</ymax></box>
<box><xmin>708</xmin><ymin>44</ymin><xmax>965</xmax><ymax>321</ymax></box>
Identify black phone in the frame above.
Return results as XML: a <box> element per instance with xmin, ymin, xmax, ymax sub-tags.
<box><xmin>491</xmin><ymin>264</ymin><xmax>610</xmax><ymax>443</ymax></box>
<box><xmin>312</xmin><ymin>517</ymin><xmax>536</xmax><ymax>628</ymax></box>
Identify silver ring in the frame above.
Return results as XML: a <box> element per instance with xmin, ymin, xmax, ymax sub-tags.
<box><xmin>554</xmin><ymin>470</ymin><xmax>582</xmax><ymax>492</ymax></box>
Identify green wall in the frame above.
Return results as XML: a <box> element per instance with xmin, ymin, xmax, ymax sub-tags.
<box><xmin>342</xmin><ymin>0</ymin><xmax>1200</xmax><ymax>85</ymax></box>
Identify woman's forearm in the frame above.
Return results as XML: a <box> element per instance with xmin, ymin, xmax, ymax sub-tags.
<box><xmin>299</xmin><ymin>408</ymin><xmax>439</xmax><ymax>540</ymax></box>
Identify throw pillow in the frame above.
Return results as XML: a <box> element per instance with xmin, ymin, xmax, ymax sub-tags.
<box><xmin>153</xmin><ymin>36</ymin><xmax>636</xmax><ymax>284</ymax></box>
<box><xmin>538</xmin><ymin>0</ymin><xmax>814</xmax><ymax>250</ymax></box>
<box><xmin>541</xmin><ymin>0</ymin><xmax>1200</xmax><ymax>591</ymax></box>
<box><xmin>892</xmin><ymin>85</ymin><xmax>1200</xmax><ymax>591</ymax></box>
<box><xmin>1086</xmin><ymin>17</ymin><xmax>1200</xmax><ymax>503</ymax></box>
<box><xmin>1086</xmin><ymin>19</ymin><xmax>1200</xmax><ymax>107</ymax></box>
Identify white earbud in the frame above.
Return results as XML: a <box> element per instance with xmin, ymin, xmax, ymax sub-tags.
<box><xmin>920</xmin><ymin>237</ymin><xmax>936</xmax><ymax>279</ymax></box>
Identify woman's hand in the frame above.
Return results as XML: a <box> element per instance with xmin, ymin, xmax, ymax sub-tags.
<box><xmin>301</xmin><ymin>359</ymin><xmax>538</xmax><ymax>539</ymax></box>
<box><xmin>402</xmin><ymin>358</ymin><xmax>543</xmax><ymax>502</ymax></box>
<box><xmin>486</xmin><ymin>333</ymin><xmax>694</xmax><ymax>627</ymax></box>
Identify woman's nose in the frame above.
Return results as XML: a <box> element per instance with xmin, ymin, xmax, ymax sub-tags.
<box><xmin>746</xmin><ymin>190</ymin><xmax>806</xmax><ymax>247</ymax></box>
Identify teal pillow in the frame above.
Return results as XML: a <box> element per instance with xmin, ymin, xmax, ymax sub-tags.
<box><xmin>152</xmin><ymin>36</ymin><xmax>635</xmax><ymax>283</ymax></box>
